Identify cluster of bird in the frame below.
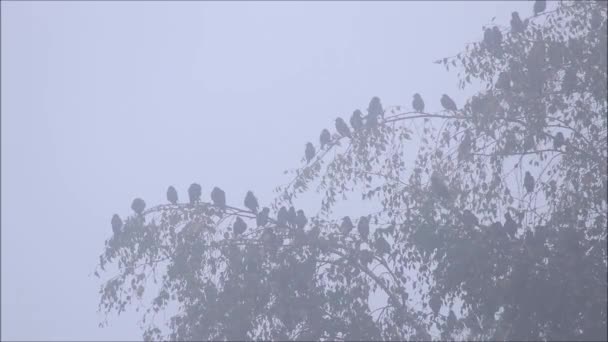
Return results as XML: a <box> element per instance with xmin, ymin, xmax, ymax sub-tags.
<box><xmin>303</xmin><ymin>93</ymin><xmax>458</xmax><ymax>164</ymax></box>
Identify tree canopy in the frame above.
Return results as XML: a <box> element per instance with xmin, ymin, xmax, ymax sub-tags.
<box><xmin>97</xmin><ymin>1</ymin><xmax>607</xmax><ymax>340</ymax></box>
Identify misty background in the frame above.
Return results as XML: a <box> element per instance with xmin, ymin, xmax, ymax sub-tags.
<box><xmin>2</xmin><ymin>1</ymin><xmax>534</xmax><ymax>340</ymax></box>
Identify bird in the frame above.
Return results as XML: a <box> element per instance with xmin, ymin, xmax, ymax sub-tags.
<box><xmin>296</xmin><ymin>210</ymin><xmax>308</xmax><ymax>229</ymax></box>
<box><xmin>553</xmin><ymin>132</ymin><xmax>565</xmax><ymax>149</ymax></box>
<box><xmin>368</xmin><ymin>96</ymin><xmax>384</xmax><ymax>119</ymax></box>
<box><xmin>211</xmin><ymin>187</ymin><xmax>226</xmax><ymax>209</ymax></box>
<box><xmin>111</xmin><ymin>214</ymin><xmax>123</xmax><ymax>235</ymax></box>
<box><xmin>350</xmin><ymin>110</ymin><xmax>364</xmax><ymax>131</ymax></box>
<box><xmin>510</xmin><ymin>12</ymin><xmax>525</xmax><ymax>33</ymax></box>
<box><xmin>504</xmin><ymin>213</ymin><xmax>517</xmax><ymax>238</ymax></box>
<box><xmin>277</xmin><ymin>207</ymin><xmax>288</xmax><ymax>226</ymax></box>
<box><xmin>305</xmin><ymin>142</ymin><xmax>315</xmax><ymax>164</ymax></box>
<box><xmin>458</xmin><ymin>133</ymin><xmax>472</xmax><ymax>162</ymax></box>
<box><xmin>533</xmin><ymin>0</ymin><xmax>546</xmax><ymax>15</ymax></box>
<box><xmin>340</xmin><ymin>216</ymin><xmax>354</xmax><ymax>235</ymax></box>
<box><xmin>257</xmin><ymin>207</ymin><xmax>270</xmax><ymax>227</ymax></box>
<box><xmin>335</xmin><ymin>118</ymin><xmax>352</xmax><ymax>139</ymax></box>
<box><xmin>167</xmin><ymin>186</ymin><xmax>178</xmax><ymax>205</ymax></box>
<box><xmin>233</xmin><ymin>217</ymin><xmax>247</xmax><ymax>236</ymax></box>
<box><xmin>441</xmin><ymin>94</ymin><xmax>457</xmax><ymax>112</ymax></box>
<box><xmin>287</xmin><ymin>207</ymin><xmax>297</xmax><ymax>227</ymax></box>
<box><xmin>462</xmin><ymin>210</ymin><xmax>479</xmax><ymax>227</ymax></box>
<box><xmin>492</xmin><ymin>26</ymin><xmax>503</xmax><ymax>47</ymax></box>
<box><xmin>188</xmin><ymin>183</ymin><xmax>202</xmax><ymax>205</ymax></box>
<box><xmin>357</xmin><ymin>216</ymin><xmax>370</xmax><ymax>240</ymax></box>
<box><xmin>524</xmin><ymin>171</ymin><xmax>535</xmax><ymax>193</ymax></box>
<box><xmin>320</xmin><ymin>129</ymin><xmax>331</xmax><ymax>149</ymax></box>
<box><xmin>483</xmin><ymin>28</ymin><xmax>494</xmax><ymax>49</ymax></box>
<box><xmin>431</xmin><ymin>171</ymin><xmax>450</xmax><ymax>199</ymax></box>
<box><xmin>244</xmin><ymin>191</ymin><xmax>259</xmax><ymax>213</ymax></box>
<box><xmin>131</xmin><ymin>198</ymin><xmax>146</xmax><ymax>215</ymax></box>
<box><xmin>374</xmin><ymin>236</ymin><xmax>391</xmax><ymax>255</ymax></box>
<box><xmin>412</xmin><ymin>93</ymin><xmax>425</xmax><ymax>112</ymax></box>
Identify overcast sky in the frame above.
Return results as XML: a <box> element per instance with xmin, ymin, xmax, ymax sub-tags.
<box><xmin>2</xmin><ymin>1</ymin><xmax>536</xmax><ymax>340</ymax></box>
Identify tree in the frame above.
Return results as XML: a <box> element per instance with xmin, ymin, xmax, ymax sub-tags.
<box><xmin>97</xmin><ymin>1</ymin><xmax>607</xmax><ymax>340</ymax></box>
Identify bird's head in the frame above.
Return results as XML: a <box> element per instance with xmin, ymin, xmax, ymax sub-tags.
<box><xmin>413</xmin><ymin>93</ymin><xmax>421</xmax><ymax>99</ymax></box>
<box><xmin>512</xmin><ymin>11</ymin><xmax>519</xmax><ymax>19</ymax></box>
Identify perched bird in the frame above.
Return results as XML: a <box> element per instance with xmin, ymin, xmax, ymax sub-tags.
<box><xmin>350</xmin><ymin>110</ymin><xmax>364</xmax><ymax>131</ymax></box>
<box><xmin>257</xmin><ymin>207</ymin><xmax>270</xmax><ymax>227</ymax></box>
<box><xmin>533</xmin><ymin>0</ymin><xmax>546</xmax><ymax>15</ymax></box>
<box><xmin>233</xmin><ymin>217</ymin><xmax>247</xmax><ymax>236</ymax></box>
<box><xmin>167</xmin><ymin>186</ymin><xmax>178</xmax><ymax>205</ymax></box>
<box><xmin>412</xmin><ymin>93</ymin><xmax>425</xmax><ymax>112</ymax></box>
<box><xmin>524</xmin><ymin>171</ymin><xmax>535</xmax><ymax>193</ymax></box>
<box><xmin>504</xmin><ymin>213</ymin><xmax>517</xmax><ymax>238</ymax></box>
<box><xmin>211</xmin><ymin>187</ymin><xmax>226</xmax><ymax>209</ymax></box>
<box><xmin>335</xmin><ymin>118</ymin><xmax>352</xmax><ymax>139</ymax></box>
<box><xmin>374</xmin><ymin>236</ymin><xmax>391</xmax><ymax>255</ymax></box>
<box><xmin>296</xmin><ymin>210</ymin><xmax>308</xmax><ymax>229</ymax></box>
<box><xmin>431</xmin><ymin>171</ymin><xmax>450</xmax><ymax>199</ymax></box>
<box><xmin>287</xmin><ymin>207</ymin><xmax>297</xmax><ymax>227</ymax></box>
<box><xmin>320</xmin><ymin>129</ymin><xmax>331</xmax><ymax>149</ymax></box>
<box><xmin>277</xmin><ymin>206</ymin><xmax>288</xmax><ymax>226</ymax></box>
<box><xmin>357</xmin><ymin>216</ymin><xmax>370</xmax><ymax>240</ymax></box>
<box><xmin>483</xmin><ymin>28</ymin><xmax>494</xmax><ymax>49</ymax></box>
<box><xmin>111</xmin><ymin>214</ymin><xmax>123</xmax><ymax>235</ymax></box>
<box><xmin>368</xmin><ymin>97</ymin><xmax>384</xmax><ymax>119</ymax></box>
<box><xmin>341</xmin><ymin>216</ymin><xmax>354</xmax><ymax>235</ymax></box>
<box><xmin>458</xmin><ymin>133</ymin><xmax>472</xmax><ymax>162</ymax></box>
<box><xmin>131</xmin><ymin>198</ymin><xmax>146</xmax><ymax>215</ymax></box>
<box><xmin>553</xmin><ymin>132</ymin><xmax>565</xmax><ymax>149</ymax></box>
<box><xmin>188</xmin><ymin>183</ymin><xmax>202</xmax><ymax>205</ymax></box>
<box><xmin>305</xmin><ymin>142</ymin><xmax>316</xmax><ymax>164</ymax></box>
<box><xmin>510</xmin><ymin>12</ymin><xmax>525</xmax><ymax>33</ymax></box>
<box><xmin>462</xmin><ymin>210</ymin><xmax>479</xmax><ymax>227</ymax></box>
<box><xmin>492</xmin><ymin>26</ymin><xmax>503</xmax><ymax>47</ymax></box>
<box><xmin>441</xmin><ymin>94</ymin><xmax>457</xmax><ymax>112</ymax></box>
<box><xmin>244</xmin><ymin>191</ymin><xmax>259</xmax><ymax>213</ymax></box>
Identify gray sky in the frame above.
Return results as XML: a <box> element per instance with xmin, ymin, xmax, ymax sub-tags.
<box><xmin>2</xmin><ymin>1</ymin><xmax>534</xmax><ymax>340</ymax></box>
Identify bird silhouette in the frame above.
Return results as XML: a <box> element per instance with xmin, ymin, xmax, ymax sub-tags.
<box><xmin>462</xmin><ymin>210</ymin><xmax>479</xmax><ymax>227</ymax></box>
<box><xmin>131</xmin><ymin>198</ymin><xmax>146</xmax><ymax>215</ymax></box>
<box><xmin>296</xmin><ymin>210</ymin><xmax>308</xmax><ymax>229</ymax></box>
<box><xmin>287</xmin><ymin>207</ymin><xmax>297</xmax><ymax>228</ymax></box>
<box><xmin>492</xmin><ymin>26</ymin><xmax>503</xmax><ymax>47</ymax></box>
<box><xmin>340</xmin><ymin>216</ymin><xmax>354</xmax><ymax>235</ymax></box>
<box><xmin>431</xmin><ymin>171</ymin><xmax>450</xmax><ymax>199</ymax></box>
<box><xmin>524</xmin><ymin>171</ymin><xmax>535</xmax><ymax>193</ymax></box>
<box><xmin>320</xmin><ymin>129</ymin><xmax>331</xmax><ymax>149</ymax></box>
<box><xmin>374</xmin><ymin>236</ymin><xmax>391</xmax><ymax>255</ymax></box>
<box><xmin>412</xmin><ymin>93</ymin><xmax>425</xmax><ymax>112</ymax></box>
<box><xmin>510</xmin><ymin>12</ymin><xmax>525</xmax><ymax>33</ymax></box>
<box><xmin>257</xmin><ymin>207</ymin><xmax>270</xmax><ymax>227</ymax></box>
<box><xmin>350</xmin><ymin>110</ymin><xmax>364</xmax><ymax>131</ymax></box>
<box><xmin>441</xmin><ymin>94</ymin><xmax>457</xmax><ymax>111</ymax></box>
<box><xmin>305</xmin><ymin>142</ymin><xmax>316</xmax><ymax>164</ymax></box>
<box><xmin>368</xmin><ymin>96</ymin><xmax>384</xmax><ymax>119</ymax></box>
<box><xmin>188</xmin><ymin>183</ymin><xmax>202</xmax><ymax>205</ymax></box>
<box><xmin>553</xmin><ymin>132</ymin><xmax>565</xmax><ymax>149</ymax></box>
<box><xmin>335</xmin><ymin>118</ymin><xmax>352</xmax><ymax>139</ymax></box>
<box><xmin>504</xmin><ymin>213</ymin><xmax>517</xmax><ymax>238</ymax></box>
<box><xmin>233</xmin><ymin>217</ymin><xmax>247</xmax><ymax>236</ymax></box>
<box><xmin>458</xmin><ymin>133</ymin><xmax>472</xmax><ymax>162</ymax></box>
<box><xmin>211</xmin><ymin>187</ymin><xmax>226</xmax><ymax>209</ymax></box>
<box><xmin>167</xmin><ymin>186</ymin><xmax>178</xmax><ymax>205</ymax></box>
<box><xmin>277</xmin><ymin>207</ymin><xmax>288</xmax><ymax>226</ymax></box>
<box><xmin>483</xmin><ymin>28</ymin><xmax>494</xmax><ymax>49</ymax></box>
<box><xmin>111</xmin><ymin>214</ymin><xmax>123</xmax><ymax>235</ymax></box>
<box><xmin>533</xmin><ymin>0</ymin><xmax>546</xmax><ymax>15</ymax></box>
<box><xmin>357</xmin><ymin>216</ymin><xmax>370</xmax><ymax>240</ymax></box>
<box><xmin>244</xmin><ymin>191</ymin><xmax>259</xmax><ymax>213</ymax></box>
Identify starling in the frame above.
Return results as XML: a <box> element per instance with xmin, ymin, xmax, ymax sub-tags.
<box><xmin>357</xmin><ymin>216</ymin><xmax>370</xmax><ymax>240</ymax></box>
<box><xmin>533</xmin><ymin>0</ymin><xmax>546</xmax><ymax>15</ymax></box>
<box><xmin>441</xmin><ymin>94</ymin><xmax>457</xmax><ymax>112</ymax></box>
<box><xmin>431</xmin><ymin>171</ymin><xmax>450</xmax><ymax>199</ymax></box>
<box><xmin>510</xmin><ymin>12</ymin><xmax>525</xmax><ymax>33</ymax></box>
<box><xmin>233</xmin><ymin>217</ymin><xmax>247</xmax><ymax>236</ymax></box>
<box><xmin>374</xmin><ymin>236</ymin><xmax>391</xmax><ymax>255</ymax></box>
<box><xmin>340</xmin><ymin>216</ymin><xmax>354</xmax><ymax>235</ymax></box>
<box><xmin>504</xmin><ymin>213</ymin><xmax>517</xmax><ymax>238</ymax></box>
<box><xmin>335</xmin><ymin>118</ymin><xmax>352</xmax><ymax>139</ymax></box>
<box><xmin>188</xmin><ymin>183</ymin><xmax>202</xmax><ymax>205</ymax></box>
<box><xmin>131</xmin><ymin>198</ymin><xmax>146</xmax><ymax>215</ymax></box>
<box><xmin>305</xmin><ymin>142</ymin><xmax>315</xmax><ymax>164</ymax></box>
<box><xmin>295</xmin><ymin>210</ymin><xmax>308</xmax><ymax>229</ymax></box>
<box><xmin>350</xmin><ymin>110</ymin><xmax>364</xmax><ymax>131</ymax></box>
<box><xmin>257</xmin><ymin>207</ymin><xmax>270</xmax><ymax>227</ymax></box>
<box><xmin>320</xmin><ymin>129</ymin><xmax>331</xmax><ymax>149</ymax></box>
<box><xmin>462</xmin><ymin>210</ymin><xmax>479</xmax><ymax>227</ymax></box>
<box><xmin>492</xmin><ymin>26</ymin><xmax>503</xmax><ymax>47</ymax></box>
<box><xmin>368</xmin><ymin>96</ymin><xmax>384</xmax><ymax>119</ymax></box>
<box><xmin>211</xmin><ymin>186</ymin><xmax>226</xmax><ymax>209</ymax></box>
<box><xmin>167</xmin><ymin>186</ymin><xmax>178</xmax><ymax>205</ymax></box>
<box><xmin>111</xmin><ymin>214</ymin><xmax>123</xmax><ymax>235</ymax></box>
<box><xmin>483</xmin><ymin>28</ymin><xmax>494</xmax><ymax>49</ymax></box>
<box><xmin>277</xmin><ymin>206</ymin><xmax>288</xmax><ymax>226</ymax></box>
<box><xmin>412</xmin><ymin>93</ymin><xmax>425</xmax><ymax>112</ymax></box>
<box><xmin>553</xmin><ymin>132</ymin><xmax>565</xmax><ymax>149</ymax></box>
<box><xmin>524</xmin><ymin>171</ymin><xmax>535</xmax><ymax>193</ymax></box>
<box><xmin>287</xmin><ymin>206</ymin><xmax>297</xmax><ymax>227</ymax></box>
<box><xmin>244</xmin><ymin>191</ymin><xmax>259</xmax><ymax>213</ymax></box>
